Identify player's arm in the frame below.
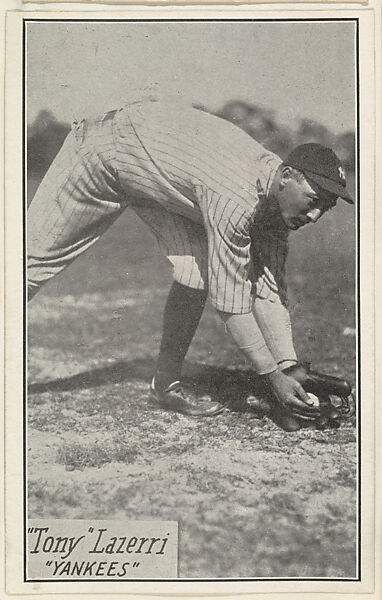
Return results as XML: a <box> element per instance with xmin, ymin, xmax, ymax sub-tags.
<box><xmin>250</xmin><ymin>224</ymin><xmax>297</xmax><ymax>370</ymax></box>
<box><xmin>247</xmin><ymin>226</ymin><xmax>321</xmax><ymax>412</ymax></box>
<box><xmin>197</xmin><ymin>190</ymin><xmax>314</xmax><ymax>412</ymax></box>
<box><xmin>252</xmin><ymin>293</ymin><xmax>297</xmax><ymax>370</ymax></box>
<box><xmin>218</xmin><ymin>310</ymin><xmax>316</xmax><ymax>414</ymax></box>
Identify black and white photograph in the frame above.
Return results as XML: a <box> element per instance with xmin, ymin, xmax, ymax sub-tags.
<box><xmin>2</xmin><ymin>6</ymin><xmax>379</xmax><ymax>596</ymax></box>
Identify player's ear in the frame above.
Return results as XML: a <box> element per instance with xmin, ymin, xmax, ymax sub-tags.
<box><xmin>279</xmin><ymin>166</ymin><xmax>293</xmax><ymax>190</ymax></box>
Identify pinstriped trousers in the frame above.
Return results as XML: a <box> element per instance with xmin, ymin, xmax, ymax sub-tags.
<box><xmin>27</xmin><ymin>113</ymin><xmax>208</xmax><ymax>300</ymax></box>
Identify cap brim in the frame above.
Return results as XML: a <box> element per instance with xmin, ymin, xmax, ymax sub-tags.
<box><xmin>303</xmin><ymin>170</ymin><xmax>354</xmax><ymax>204</ymax></box>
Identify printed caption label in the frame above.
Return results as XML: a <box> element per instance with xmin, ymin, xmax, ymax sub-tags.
<box><xmin>27</xmin><ymin>519</ymin><xmax>178</xmax><ymax>579</ymax></box>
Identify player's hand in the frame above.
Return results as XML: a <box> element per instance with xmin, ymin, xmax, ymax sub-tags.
<box><xmin>263</xmin><ymin>369</ymin><xmax>320</xmax><ymax>416</ymax></box>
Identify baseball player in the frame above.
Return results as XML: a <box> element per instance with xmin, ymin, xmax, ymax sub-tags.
<box><xmin>28</xmin><ymin>99</ymin><xmax>354</xmax><ymax>430</ymax></box>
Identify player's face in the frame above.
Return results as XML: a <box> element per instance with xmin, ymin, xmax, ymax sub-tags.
<box><xmin>277</xmin><ymin>171</ymin><xmax>337</xmax><ymax>230</ymax></box>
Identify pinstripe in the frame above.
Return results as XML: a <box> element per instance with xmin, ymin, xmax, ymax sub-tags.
<box><xmin>215</xmin><ymin>202</ymin><xmax>244</xmax><ymax>310</ymax></box>
<box><xmin>132</xmin><ymin>204</ymin><xmax>207</xmax><ymax>290</ymax></box>
<box><xmin>157</xmin><ymin>155</ymin><xmax>254</xmax><ymax>211</ymax></box>
<box><xmin>135</xmin><ymin>133</ymin><xmax>257</xmax><ymax>201</ymax></box>
<box><xmin>136</xmin><ymin>116</ymin><xmax>279</xmax><ymax>199</ymax></box>
<box><xmin>208</xmin><ymin>195</ymin><xmax>233</xmax><ymax>306</ymax></box>
<box><xmin>52</xmin><ymin>149</ymin><xmax>117</xmax><ymax>244</ymax></box>
<box><xmin>217</xmin><ymin>204</ymin><xmax>239</xmax><ymax>311</ymax></box>
<box><xmin>130</xmin><ymin>128</ymin><xmax>258</xmax><ymax>208</ymax></box>
<box><xmin>131</xmin><ymin>111</ymin><xmax>271</xmax><ymax>186</ymax></box>
<box><xmin>45</xmin><ymin>143</ymin><xmax>111</xmax><ymax>239</ymax></box>
<box><xmin>28</xmin><ymin>117</ymin><xmax>123</xmax><ymax>291</ymax></box>
<box><xmin>115</xmin><ymin>107</ymin><xmax>278</xmax><ymax>208</ymax></box>
<box><xmin>225</xmin><ymin>205</ymin><xmax>250</xmax><ymax>313</ymax></box>
<box><xmin>30</xmin><ymin>140</ymin><xmax>80</xmax><ymax>244</ymax></box>
<box><xmin>150</xmin><ymin>131</ymin><xmax>258</xmax><ymax>184</ymax></box>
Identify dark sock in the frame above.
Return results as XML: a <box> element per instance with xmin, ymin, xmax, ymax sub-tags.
<box><xmin>154</xmin><ymin>281</ymin><xmax>208</xmax><ymax>390</ymax></box>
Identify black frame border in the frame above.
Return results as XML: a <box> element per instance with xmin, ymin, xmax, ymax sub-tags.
<box><xmin>22</xmin><ymin>16</ymin><xmax>361</xmax><ymax>584</ymax></box>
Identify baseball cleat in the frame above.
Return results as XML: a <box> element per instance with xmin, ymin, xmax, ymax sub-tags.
<box><xmin>149</xmin><ymin>381</ymin><xmax>224</xmax><ymax>417</ymax></box>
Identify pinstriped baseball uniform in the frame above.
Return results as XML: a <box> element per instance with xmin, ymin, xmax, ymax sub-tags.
<box><xmin>28</xmin><ymin>100</ymin><xmax>289</xmax><ymax>313</ymax></box>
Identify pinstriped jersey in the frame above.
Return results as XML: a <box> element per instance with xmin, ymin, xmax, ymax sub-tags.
<box><xmin>111</xmin><ymin>100</ymin><xmax>288</xmax><ymax>313</ymax></box>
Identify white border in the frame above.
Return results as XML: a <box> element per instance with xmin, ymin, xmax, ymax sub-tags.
<box><xmin>2</xmin><ymin>4</ymin><xmax>379</xmax><ymax>598</ymax></box>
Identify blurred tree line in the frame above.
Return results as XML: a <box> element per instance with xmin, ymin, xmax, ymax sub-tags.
<box><xmin>27</xmin><ymin>101</ymin><xmax>355</xmax><ymax>177</ymax></box>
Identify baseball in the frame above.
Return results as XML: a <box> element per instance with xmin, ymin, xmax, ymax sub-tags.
<box><xmin>307</xmin><ymin>392</ymin><xmax>320</xmax><ymax>407</ymax></box>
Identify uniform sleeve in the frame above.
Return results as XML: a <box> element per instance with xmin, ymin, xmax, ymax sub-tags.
<box><xmin>252</xmin><ymin>295</ymin><xmax>297</xmax><ymax>367</ymax></box>
<box><xmin>249</xmin><ymin>226</ymin><xmax>289</xmax><ymax>306</ymax></box>
<box><xmin>198</xmin><ymin>189</ymin><xmax>254</xmax><ymax>314</ymax></box>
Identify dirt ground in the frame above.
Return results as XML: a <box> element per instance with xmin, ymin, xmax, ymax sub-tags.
<box><xmin>27</xmin><ymin>186</ymin><xmax>357</xmax><ymax>578</ymax></box>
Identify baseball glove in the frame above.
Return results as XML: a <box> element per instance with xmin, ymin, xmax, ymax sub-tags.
<box><xmin>246</xmin><ymin>362</ymin><xmax>355</xmax><ymax>431</ymax></box>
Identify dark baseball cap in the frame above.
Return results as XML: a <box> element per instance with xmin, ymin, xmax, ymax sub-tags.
<box><xmin>284</xmin><ymin>143</ymin><xmax>354</xmax><ymax>204</ymax></box>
